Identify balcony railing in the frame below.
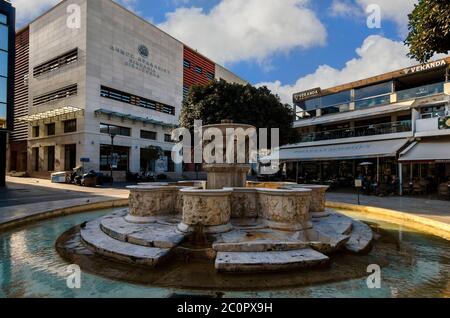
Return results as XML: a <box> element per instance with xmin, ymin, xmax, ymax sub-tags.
<box><xmin>397</xmin><ymin>82</ymin><xmax>444</xmax><ymax>101</ymax></box>
<box><xmin>299</xmin><ymin>120</ymin><xmax>412</xmax><ymax>143</ymax></box>
<box><xmin>355</xmin><ymin>94</ymin><xmax>391</xmax><ymax>109</ymax></box>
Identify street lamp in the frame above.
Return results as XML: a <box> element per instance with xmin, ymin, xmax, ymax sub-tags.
<box><xmin>109</xmin><ymin>133</ymin><xmax>116</xmax><ymax>185</ymax></box>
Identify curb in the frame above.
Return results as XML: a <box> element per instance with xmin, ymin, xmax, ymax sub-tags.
<box><xmin>326</xmin><ymin>201</ymin><xmax>450</xmax><ymax>241</ymax></box>
<box><xmin>0</xmin><ymin>199</ymin><xmax>129</xmax><ymax>233</ymax></box>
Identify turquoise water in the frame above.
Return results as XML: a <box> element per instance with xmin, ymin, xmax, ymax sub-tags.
<box><xmin>0</xmin><ymin>209</ymin><xmax>449</xmax><ymax>298</ymax></box>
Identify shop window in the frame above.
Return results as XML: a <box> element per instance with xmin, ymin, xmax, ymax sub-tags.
<box><xmin>64</xmin><ymin>119</ymin><xmax>77</xmax><ymax>133</ymax></box>
<box><xmin>100</xmin><ymin>145</ymin><xmax>129</xmax><ymax>171</ymax></box>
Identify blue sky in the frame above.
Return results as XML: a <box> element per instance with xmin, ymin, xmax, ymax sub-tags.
<box><xmin>13</xmin><ymin>0</ymin><xmax>440</xmax><ymax>104</ymax></box>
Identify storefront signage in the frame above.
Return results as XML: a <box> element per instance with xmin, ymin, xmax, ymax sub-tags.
<box><xmin>402</xmin><ymin>60</ymin><xmax>447</xmax><ymax>75</ymax></box>
<box><xmin>110</xmin><ymin>45</ymin><xmax>170</xmax><ymax>79</ymax></box>
<box><xmin>293</xmin><ymin>87</ymin><xmax>322</xmax><ymax>103</ymax></box>
<box><xmin>438</xmin><ymin>116</ymin><xmax>450</xmax><ymax>130</ymax></box>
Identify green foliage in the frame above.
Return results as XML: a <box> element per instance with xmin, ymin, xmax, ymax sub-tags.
<box><xmin>180</xmin><ymin>80</ymin><xmax>298</xmax><ymax>145</ymax></box>
<box><xmin>405</xmin><ymin>0</ymin><xmax>450</xmax><ymax>62</ymax></box>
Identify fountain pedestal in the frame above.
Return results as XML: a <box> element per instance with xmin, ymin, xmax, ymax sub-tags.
<box><xmin>204</xmin><ymin>164</ymin><xmax>250</xmax><ymax>190</ymax></box>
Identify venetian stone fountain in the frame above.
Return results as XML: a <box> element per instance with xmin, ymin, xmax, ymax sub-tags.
<box><xmin>79</xmin><ymin>122</ymin><xmax>374</xmax><ymax>273</ymax></box>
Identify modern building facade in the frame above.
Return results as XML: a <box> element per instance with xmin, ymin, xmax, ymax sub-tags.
<box><xmin>281</xmin><ymin>58</ymin><xmax>450</xmax><ymax>196</ymax></box>
<box><xmin>0</xmin><ymin>0</ymin><xmax>15</xmax><ymax>187</ymax></box>
<box><xmin>9</xmin><ymin>0</ymin><xmax>246</xmax><ymax>181</ymax></box>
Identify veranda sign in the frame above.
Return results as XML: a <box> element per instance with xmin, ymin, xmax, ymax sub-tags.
<box><xmin>403</xmin><ymin>60</ymin><xmax>447</xmax><ymax>75</ymax></box>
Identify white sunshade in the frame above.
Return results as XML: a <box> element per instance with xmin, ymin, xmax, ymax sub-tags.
<box><xmin>272</xmin><ymin>139</ymin><xmax>409</xmax><ymax>162</ymax></box>
<box><xmin>399</xmin><ymin>139</ymin><xmax>450</xmax><ymax>162</ymax></box>
<box><xmin>17</xmin><ymin>106</ymin><xmax>83</xmax><ymax>122</ymax></box>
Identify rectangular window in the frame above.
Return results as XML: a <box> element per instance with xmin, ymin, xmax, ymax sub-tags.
<box><xmin>183</xmin><ymin>85</ymin><xmax>190</xmax><ymax>99</ymax></box>
<box><xmin>100</xmin><ymin>145</ymin><xmax>129</xmax><ymax>171</ymax></box>
<box><xmin>33</xmin><ymin>49</ymin><xmax>78</xmax><ymax>78</ymax></box>
<box><xmin>100</xmin><ymin>86</ymin><xmax>175</xmax><ymax>116</ymax></box>
<box><xmin>64</xmin><ymin>119</ymin><xmax>77</xmax><ymax>133</ymax></box>
<box><xmin>32</xmin><ymin>147</ymin><xmax>39</xmax><ymax>172</ymax></box>
<box><xmin>165</xmin><ymin>151</ymin><xmax>175</xmax><ymax>173</ymax></box>
<box><xmin>47</xmin><ymin>146</ymin><xmax>55</xmax><ymax>172</ymax></box>
<box><xmin>206</xmin><ymin>71</ymin><xmax>214</xmax><ymax>81</ymax></box>
<box><xmin>420</xmin><ymin>104</ymin><xmax>446</xmax><ymax>119</ymax></box>
<box><xmin>0</xmin><ymin>50</ymin><xmax>7</xmax><ymax>77</ymax></box>
<box><xmin>141</xmin><ymin>130</ymin><xmax>157</xmax><ymax>140</ymax></box>
<box><xmin>100</xmin><ymin>123</ymin><xmax>131</xmax><ymax>137</ymax></box>
<box><xmin>164</xmin><ymin>134</ymin><xmax>173</xmax><ymax>143</ymax></box>
<box><xmin>195</xmin><ymin>66</ymin><xmax>203</xmax><ymax>74</ymax></box>
<box><xmin>0</xmin><ymin>102</ymin><xmax>6</xmax><ymax>129</ymax></box>
<box><xmin>0</xmin><ymin>14</ymin><xmax>7</xmax><ymax>25</ymax></box>
<box><xmin>183</xmin><ymin>59</ymin><xmax>191</xmax><ymax>68</ymax></box>
<box><xmin>33</xmin><ymin>84</ymin><xmax>77</xmax><ymax>106</ymax></box>
<box><xmin>46</xmin><ymin>123</ymin><xmax>55</xmax><ymax>136</ymax></box>
<box><xmin>0</xmin><ymin>24</ymin><xmax>8</xmax><ymax>52</ymax></box>
<box><xmin>32</xmin><ymin>126</ymin><xmax>40</xmax><ymax>138</ymax></box>
<box><xmin>0</xmin><ymin>76</ymin><xmax>6</xmax><ymax>103</ymax></box>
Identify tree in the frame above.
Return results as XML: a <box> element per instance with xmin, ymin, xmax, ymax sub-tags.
<box><xmin>140</xmin><ymin>145</ymin><xmax>163</xmax><ymax>173</ymax></box>
<box><xmin>405</xmin><ymin>0</ymin><xmax>450</xmax><ymax>62</ymax></box>
<box><xmin>180</xmin><ymin>80</ymin><xmax>298</xmax><ymax>146</ymax></box>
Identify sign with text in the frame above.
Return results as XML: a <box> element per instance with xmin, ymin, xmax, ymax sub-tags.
<box><xmin>293</xmin><ymin>87</ymin><xmax>321</xmax><ymax>103</ymax></box>
<box><xmin>402</xmin><ymin>60</ymin><xmax>447</xmax><ymax>75</ymax></box>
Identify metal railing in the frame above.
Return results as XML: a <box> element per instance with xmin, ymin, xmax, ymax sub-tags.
<box><xmin>397</xmin><ymin>82</ymin><xmax>444</xmax><ymax>101</ymax></box>
<box><xmin>299</xmin><ymin>120</ymin><xmax>412</xmax><ymax>142</ymax></box>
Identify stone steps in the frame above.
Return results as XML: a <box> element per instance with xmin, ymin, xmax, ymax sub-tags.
<box><xmin>215</xmin><ymin>248</ymin><xmax>329</xmax><ymax>273</ymax></box>
<box><xmin>100</xmin><ymin>215</ymin><xmax>186</xmax><ymax>248</ymax></box>
<box><xmin>346</xmin><ymin>220</ymin><xmax>374</xmax><ymax>254</ymax></box>
<box><xmin>80</xmin><ymin>219</ymin><xmax>171</xmax><ymax>267</ymax></box>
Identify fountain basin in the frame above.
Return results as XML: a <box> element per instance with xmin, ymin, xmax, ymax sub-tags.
<box><xmin>178</xmin><ymin>188</ymin><xmax>234</xmax><ymax>234</ymax></box>
<box><xmin>287</xmin><ymin>184</ymin><xmax>330</xmax><ymax>218</ymax></box>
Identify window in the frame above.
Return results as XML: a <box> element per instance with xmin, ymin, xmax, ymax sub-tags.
<box><xmin>33</xmin><ymin>84</ymin><xmax>77</xmax><ymax>106</ymax></box>
<box><xmin>141</xmin><ymin>130</ymin><xmax>157</xmax><ymax>140</ymax></box>
<box><xmin>183</xmin><ymin>59</ymin><xmax>191</xmax><ymax>68</ymax></box>
<box><xmin>32</xmin><ymin>148</ymin><xmax>39</xmax><ymax>172</ymax></box>
<box><xmin>100</xmin><ymin>145</ymin><xmax>129</xmax><ymax>171</ymax></box>
<box><xmin>100</xmin><ymin>123</ymin><xmax>131</xmax><ymax>137</ymax></box>
<box><xmin>0</xmin><ymin>13</ymin><xmax>7</xmax><ymax>25</ymax></box>
<box><xmin>32</xmin><ymin>126</ymin><xmax>40</xmax><ymax>138</ymax></box>
<box><xmin>64</xmin><ymin>119</ymin><xmax>77</xmax><ymax>133</ymax></box>
<box><xmin>46</xmin><ymin>123</ymin><xmax>55</xmax><ymax>136</ymax></box>
<box><xmin>183</xmin><ymin>85</ymin><xmax>190</xmax><ymax>99</ymax></box>
<box><xmin>64</xmin><ymin>144</ymin><xmax>77</xmax><ymax>171</ymax></box>
<box><xmin>164</xmin><ymin>134</ymin><xmax>173</xmax><ymax>143</ymax></box>
<box><xmin>33</xmin><ymin>49</ymin><xmax>78</xmax><ymax>78</ymax></box>
<box><xmin>100</xmin><ymin>86</ymin><xmax>176</xmax><ymax>116</ymax></box>
<box><xmin>206</xmin><ymin>71</ymin><xmax>214</xmax><ymax>81</ymax></box>
<box><xmin>165</xmin><ymin>151</ymin><xmax>175</xmax><ymax>173</ymax></box>
<box><xmin>47</xmin><ymin>146</ymin><xmax>55</xmax><ymax>171</ymax></box>
<box><xmin>0</xmin><ymin>24</ymin><xmax>8</xmax><ymax>52</ymax></box>
<box><xmin>0</xmin><ymin>50</ymin><xmax>7</xmax><ymax>77</ymax></box>
<box><xmin>420</xmin><ymin>104</ymin><xmax>446</xmax><ymax>119</ymax></box>
<box><xmin>195</xmin><ymin>66</ymin><xmax>203</xmax><ymax>74</ymax></box>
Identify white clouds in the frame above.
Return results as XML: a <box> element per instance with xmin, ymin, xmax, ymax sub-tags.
<box><xmin>329</xmin><ymin>0</ymin><xmax>362</xmax><ymax>18</ymax></box>
<box><xmin>158</xmin><ymin>0</ymin><xmax>327</xmax><ymax>65</ymax></box>
<box><xmin>11</xmin><ymin>0</ymin><xmax>61</xmax><ymax>24</ymax></box>
<box><xmin>257</xmin><ymin>35</ymin><xmax>416</xmax><ymax>105</ymax></box>
<box><xmin>329</xmin><ymin>0</ymin><xmax>417</xmax><ymax>34</ymax></box>
<box><xmin>356</xmin><ymin>0</ymin><xmax>417</xmax><ymax>34</ymax></box>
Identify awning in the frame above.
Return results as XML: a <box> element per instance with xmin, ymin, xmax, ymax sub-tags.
<box><xmin>273</xmin><ymin>139</ymin><xmax>409</xmax><ymax>162</ymax></box>
<box><xmin>17</xmin><ymin>106</ymin><xmax>83</xmax><ymax>122</ymax></box>
<box><xmin>94</xmin><ymin>109</ymin><xmax>177</xmax><ymax>129</ymax></box>
<box><xmin>399</xmin><ymin>140</ymin><xmax>450</xmax><ymax>163</ymax></box>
